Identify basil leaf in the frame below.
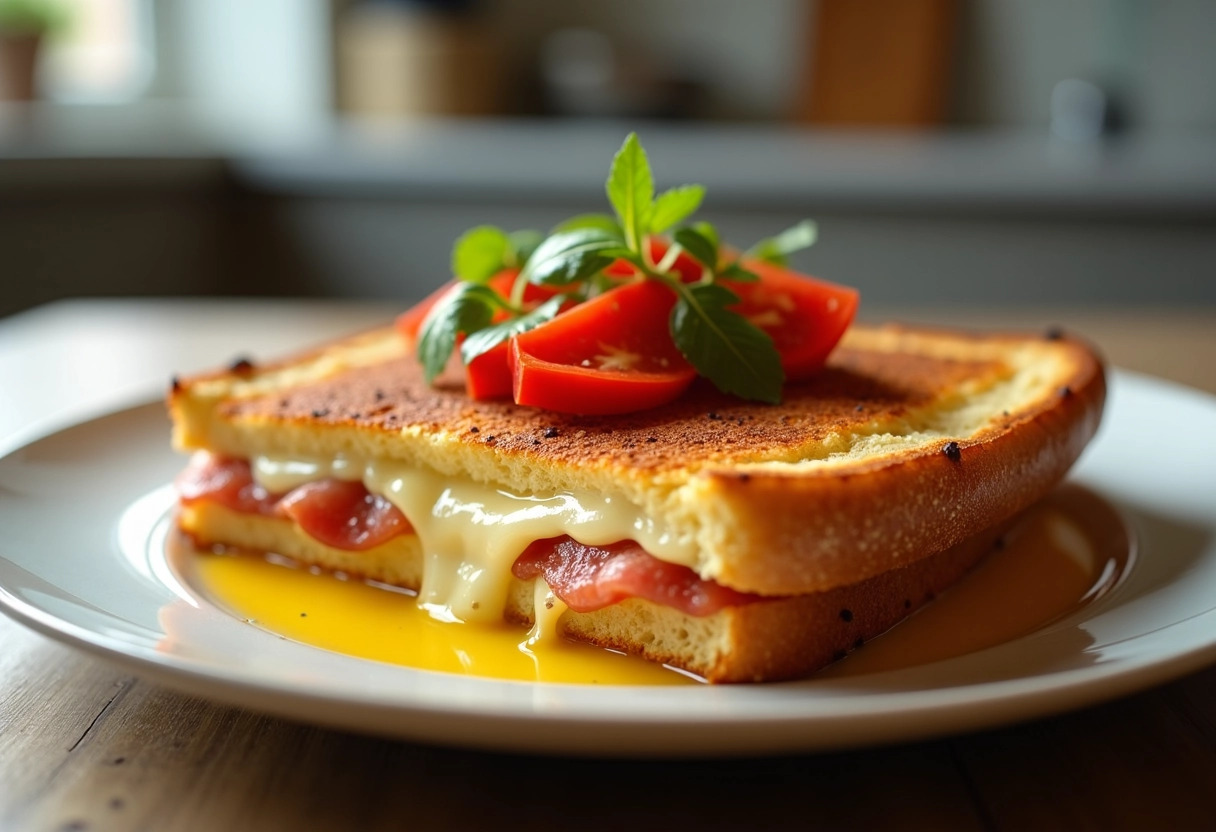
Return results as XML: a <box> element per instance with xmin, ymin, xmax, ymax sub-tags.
<box><xmin>522</xmin><ymin>228</ymin><xmax>627</xmax><ymax>287</ymax></box>
<box><xmin>720</xmin><ymin>262</ymin><xmax>760</xmax><ymax>283</ymax></box>
<box><xmin>649</xmin><ymin>185</ymin><xmax>705</xmax><ymax>234</ymax></box>
<box><xmin>553</xmin><ymin>213</ymin><xmax>621</xmax><ymax>235</ymax></box>
<box><xmin>508</xmin><ymin>230</ymin><xmax>544</xmax><ymax>267</ymax></box>
<box><xmin>416</xmin><ymin>282</ymin><xmax>499</xmax><ymax>383</ymax></box>
<box><xmin>605</xmin><ymin>132</ymin><xmax>654</xmax><ymax>251</ymax></box>
<box><xmin>747</xmin><ymin>220</ymin><xmax>818</xmax><ymax>266</ymax></box>
<box><xmin>669</xmin><ymin>282</ymin><xmax>784</xmax><ymax>404</ymax></box>
<box><xmin>692</xmin><ymin>221</ymin><xmax>719</xmax><ymax>253</ymax></box>
<box><xmin>673</xmin><ymin>226</ymin><xmax>718</xmax><ymax>269</ymax></box>
<box><xmin>460</xmin><ymin>296</ymin><xmax>566</xmax><ymax>364</ymax></box>
<box><xmin>452</xmin><ymin>226</ymin><xmax>512</xmax><ymax>283</ymax></box>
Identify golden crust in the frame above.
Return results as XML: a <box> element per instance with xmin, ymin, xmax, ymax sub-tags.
<box><xmin>169</xmin><ymin>323</ymin><xmax>1105</xmax><ymax>595</ymax></box>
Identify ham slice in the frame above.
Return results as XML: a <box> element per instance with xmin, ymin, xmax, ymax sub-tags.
<box><xmin>176</xmin><ymin>453</ymin><xmax>279</xmax><ymax>515</ymax></box>
<box><xmin>512</xmin><ymin>537</ymin><xmax>762</xmax><ymax>616</ymax></box>
<box><xmin>177</xmin><ymin>454</ymin><xmax>410</xmax><ymax>551</ymax></box>
<box><xmin>279</xmin><ymin>480</ymin><xmax>410</xmax><ymax>551</ymax></box>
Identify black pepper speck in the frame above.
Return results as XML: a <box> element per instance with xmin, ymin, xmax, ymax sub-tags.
<box><xmin>943</xmin><ymin>441</ymin><xmax>962</xmax><ymax>462</ymax></box>
<box><xmin>839</xmin><ymin>608</ymin><xmax>853</xmax><ymax>623</ymax></box>
<box><xmin>543</xmin><ymin>427</ymin><xmax>560</xmax><ymax>438</ymax></box>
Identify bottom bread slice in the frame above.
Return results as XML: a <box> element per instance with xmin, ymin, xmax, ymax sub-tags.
<box><xmin>179</xmin><ymin>502</ymin><xmax>1003</xmax><ymax>683</ymax></box>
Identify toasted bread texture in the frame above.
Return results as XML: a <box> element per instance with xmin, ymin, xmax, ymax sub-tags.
<box><xmin>170</xmin><ymin>323</ymin><xmax>1105</xmax><ymax>595</ymax></box>
<box><xmin>179</xmin><ymin>500</ymin><xmax>1003</xmax><ymax>682</ymax></box>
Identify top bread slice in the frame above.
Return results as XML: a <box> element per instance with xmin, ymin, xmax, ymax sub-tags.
<box><xmin>169</xmin><ymin>322</ymin><xmax>1105</xmax><ymax>596</ymax></box>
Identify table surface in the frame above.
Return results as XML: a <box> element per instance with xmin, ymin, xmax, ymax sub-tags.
<box><xmin>2</xmin><ymin>299</ymin><xmax>1215</xmax><ymax>831</ymax></box>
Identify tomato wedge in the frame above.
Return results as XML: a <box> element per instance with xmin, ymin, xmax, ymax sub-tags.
<box><xmin>727</xmin><ymin>260</ymin><xmax>859</xmax><ymax>381</ymax></box>
<box><xmin>396</xmin><ymin>270</ymin><xmax>563</xmax><ymax>398</ymax></box>
<box><xmin>394</xmin><ymin>282</ymin><xmax>453</xmax><ymax>348</ymax></box>
<box><xmin>510</xmin><ymin>281</ymin><xmax>696</xmax><ymax>415</ymax></box>
<box><xmin>604</xmin><ymin>238</ymin><xmax>703</xmax><ymax>283</ymax></box>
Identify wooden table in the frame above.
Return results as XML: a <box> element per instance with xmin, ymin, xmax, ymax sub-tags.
<box><xmin>2</xmin><ymin>299</ymin><xmax>1215</xmax><ymax>831</ymax></box>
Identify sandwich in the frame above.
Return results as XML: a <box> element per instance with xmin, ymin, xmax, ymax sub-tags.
<box><xmin>167</xmin><ymin>135</ymin><xmax>1105</xmax><ymax>682</ymax></box>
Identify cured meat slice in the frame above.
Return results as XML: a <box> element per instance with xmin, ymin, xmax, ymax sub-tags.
<box><xmin>176</xmin><ymin>454</ymin><xmax>278</xmax><ymax>515</ymax></box>
<box><xmin>513</xmin><ymin>536</ymin><xmax>762</xmax><ymax>616</ymax></box>
<box><xmin>177</xmin><ymin>454</ymin><xmax>411</xmax><ymax>551</ymax></box>
<box><xmin>279</xmin><ymin>480</ymin><xmax>411</xmax><ymax>551</ymax></box>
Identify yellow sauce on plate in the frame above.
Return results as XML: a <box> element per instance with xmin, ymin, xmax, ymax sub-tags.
<box><xmin>192</xmin><ymin>551</ymin><xmax>696</xmax><ymax>685</ymax></box>
<box><xmin>187</xmin><ymin>484</ymin><xmax>1131</xmax><ymax>684</ymax></box>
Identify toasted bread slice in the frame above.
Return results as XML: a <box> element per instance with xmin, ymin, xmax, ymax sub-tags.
<box><xmin>179</xmin><ymin>499</ymin><xmax>1003</xmax><ymax>682</ymax></box>
<box><xmin>170</xmin><ymin>323</ymin><xmax>1105</xmax><ymax>596</ymax></box>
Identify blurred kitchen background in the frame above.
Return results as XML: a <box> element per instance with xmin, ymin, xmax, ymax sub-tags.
<box><xmin>1</xmin><ymin>0</ymin><xmax>1213</xmax><ymax>319</ymax></box>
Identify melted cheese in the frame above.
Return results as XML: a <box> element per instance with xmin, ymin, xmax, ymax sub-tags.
<box><xmin>251</xmin><ymin>454</ymin><xmax>695</xmax><ymax>625</ymax></box>
<box><xmin>526</xmin><ymin>581</ymin><xmax>569</xmax><ymax>645</ymax></box>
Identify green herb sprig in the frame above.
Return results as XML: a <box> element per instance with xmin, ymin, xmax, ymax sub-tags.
<box><xmin>417</xmin><ymin>133</ymin><xmax>818</xmax><ymax>403</ymax></box>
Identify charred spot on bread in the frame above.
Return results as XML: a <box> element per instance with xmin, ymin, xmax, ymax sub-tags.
<box><xmin>839</xmin><ymin>608</ymin><xmax>854</xmax><ymax>622</ymax></box>
<box><xmin>943</xmin><ymin>441</ymin><xmax>962</xmax><ymax>462</ymax></box>
<box><xmin>543</xmin><ymin>427</ymin><xmax>561</xmax><ymax>439</ymax></box>
<box><xmin>229</xmin><ymin>356</ymin><xmax>256</xmax><ymax>374</ymax></box>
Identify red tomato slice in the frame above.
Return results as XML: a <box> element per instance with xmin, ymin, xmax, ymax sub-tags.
<box><xmin>465</xmin><ymin>342</ymin><xmax>513</xmax><ymax>399</ymax></box>
<box><xmin>397</xmin><ymin>270</ymin><xmax>565</xmax><ymax>399</ymax></box>
<box><xmin>728</xmin><ymin>260</ymin><xmax>859</xmax><ymax>381</ymax></box>
<box><xmin>604</xmin><ymin>238</ymin><xmax>703</xmax><ymax>283</ymax></box>
<box><xmin>462</xmin><ymin>273</ymin><xmax>568</xmax><ymax>399</ymax></box>
<box><xmin>509</xmin><ymin>281</ymin><xmax>695</xmax><ymax>415</ymax></box>
<box><xmin>394</xmin><ymin>282</ymin><xmax>454</xmax><ymax>348</ymax></box>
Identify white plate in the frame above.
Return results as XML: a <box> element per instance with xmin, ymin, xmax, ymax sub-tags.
<box><xmin>1</xmin><ymin>371</ymin><xmax>1215</xmax><ymax>757</ymax></box>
